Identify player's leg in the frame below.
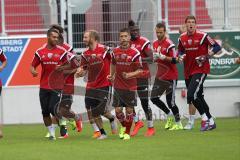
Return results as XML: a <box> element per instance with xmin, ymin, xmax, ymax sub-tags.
<box><xmin>59</xmin><ymin>94</ymin><xmax>82</xmax><ymax>133</ymax></box>
<box><xmin>187</xmin><ymin>73</ymin><xmax>213</xmax><ymax>131</ymax></box>
<box><xmin>166</xmin><ymin>80</ymin><xmax>183</xmax><ymax>130</ymax></box>
<box><xmin>123</xmin><ymin>106</ymin><xmax>134</xmax><ymax>140</ymax></box>
<box><xmin>85</xmin><ymin>90</ymin><xmax>101</xmax><ymax>138</ymax></box>
<box><xmin>49</xmin><ymin>90</ymin><xmax>62</xmax><ymax>140</ymax></box>
<box><xmin>184</xmin><ymin>79</ymin><xmax>196</xmax><ymax>130</ymax></box>
<box><xmin>39</xmin><ymin>89</ymin><xmax>55</xmax><ymax>140</ymax></box>
<box><xmin>198</xmin><ymin>83</ymin><xmax>216</xmax><ymax>130</ymax></box>
<box><xmin>100</xmin><ymin>87</ymin><xmax>117</xmax><ymax>134</ymax></box>
<box><xmin>150</xmin><ymin>79</ymin><xmax>173</xmax><ymax>129</ymax></box>
<box><xmin>91</xmin><ymin>87</ymin><xmax>110</xmax><ymax>140</ymax></box>
<box><xmin>113</xmin><ymin>89</ymin><xmax>126</xmax><ymax>139</ymax></box>
<box><xmin>132</xmin><ymin>78</ymin><xmax>154</xmax><ymax>137</ymax></box>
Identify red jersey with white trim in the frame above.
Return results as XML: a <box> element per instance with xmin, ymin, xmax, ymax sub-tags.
<box><xmin>0</xmin><ymin>49</ymin><xmax>7</xmax><ymax>87</ymax></box>
<box><xmin>60</xmin><ymin>42</ymin><xmax>75</xmax><ymax>94</ymax></box>
<box><xmin>130</xmin><ymin>36</ymin><xmax>151</xmax><ymax>78</ymax></box>
<box><xmin>112</xmin><ymin>46</ymin><xmax>142</xmax><ymax>91</ymax></box>
<box><xmin>153</xmin><ymin>37</ymin><xmax>178</xmax><ymax>80</ymax></box>
<box><xmin>31</xmin><ymin>44</ymin><xmax>68</xmax><ymax>90</ymax></box>
<box><xmin>178</xmin><ymin>30</ymin><xmax>215</xmax><ymax>76</ymax></box>
<box><xmin>81</xmin><ymin>43</ymin><xmax>111</xmax><ymax>89</ymax></box>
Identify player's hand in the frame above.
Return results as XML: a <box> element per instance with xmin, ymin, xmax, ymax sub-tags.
<box><xmin>107</xmin><ymin>74</ymin><xmax>115</xmax><ymax>82</ymax></box>
<box><xmin>75</xmin><ymin>67</ymin><xmax>85</xmax><ymax>78</ymax></box>
<box><xmin>153</xmin><ymin>52</ymin><xmax>166</xmax><ymax>61</ymax></box>
<box><xmin>122</xmin><ymin>72</ymin><xmax>130</xmax><ymax>79</ymax></box>
<box><xmin>31</xmin><ymin>69</ymin><xmax>38</xmax><ymax>77</ymax></box>
<box><xmin>195</xmin><ymin>55</ymin><xmax>208</xmax><ymax>67</ymax></box>
<box><xmin>178</xmin><ymin>54</ymin><xmax>186</xmax><ymax>64</ymax></box>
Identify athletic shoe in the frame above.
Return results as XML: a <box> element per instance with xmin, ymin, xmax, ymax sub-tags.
<box><xmin>130</xmin><ymin>121</ymin><xmax>144</xmax><ymax>137</ymax></box>
<box><xmin>144</xmin><ymin>127</ymin><xmax>155</xmax><ymax>137</ymax></box>
<box><xmin>97</xmin><ymin>134</ymin><xmax>107</xmax><ymax>140</ymax></box>
<box><xmin>68</xmin><ymin>120</ymin><xmax>76</xmax><ymax>130</ymax></box>
<box><xmin>119</xmin><ymin>127</ymin><xmax>126</xmax><ymax>139</ymax></box>
<box><xmin>49</xmin><ymin>135</ymin><xmax>56</xmax><ymax>141</ymax></box>
<box><xmin>169</xmin><ymin>123</ymin><xmax>184</xmax><ymax>130</ymax></box>
<box><xmin>58</xmin><ymin>133</ymin><xmax>69</xmax><ymax>139</ymax></box>
<box><xmin>207</xmin><ymin>123</ymin><xmax>216</xmax><ymax>131</ymax></box>
<box><xmin>165</xmin><ymin>117</ymin><xmax>174</xmax><ymax>129</ymax></box>
<box><xmin>60</xmin><ymin>125</ymin><xmax>68</xmax><ymax>136</ymax></box>
<box><xmin>45</xmin><ymin>132</ymin><xmax>50</xmax><ymax>138</ymax></box>
<box><xmin>92</xmin><ymin>131</ymin><xmax>101</xmax><ymax>138</ymax></box>
<box><xmin>76</xmin><ymin>118</ymin><xmax>83</xmax><ymax>132</ymax></box>
<box><xmin>184</xmin><ymin>122</ymin><xmax>194</xmax><ymax>130</ymax></box>
<box><xmin>123</xmin><ymin>133</ymin><xmax>130</xmax><ymax>140</ymax></box>
<box><xmin>200</xmin><ymin>120</ymin><xmax>209</xmax><ymax>131</ymax></box>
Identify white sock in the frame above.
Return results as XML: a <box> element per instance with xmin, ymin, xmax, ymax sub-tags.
<box><xmin>91</xmin><ymin>123</ymin><xmax>99</xmax><ymax>132</ymax></box>
<box><xmin>189</xmin><ymin>115</ymin><xmax>195</xmax><ymax>124</ymax></box>
<box><xmin>147</xmin><ymin>120</ymin><xmax>154</xmax><ymax>128</ymax></box>
<box><xmin>209</xmin><ymin>118</ymin><xmax>215</xmax><ymax>125</ymax></box>
<box><xmin>47</xmin><ymin>125</ymin><xmax>55</xmax><ymax>137</ymax></box>
<box><xmin>134</xmin><ymin>115</ymin><xmax>139</xmax><ymax>123</ymax></box>
<box><xmin>201</xmin><ymin>113</ymin><xmax>208</xmax><ymax>121</ymax></box>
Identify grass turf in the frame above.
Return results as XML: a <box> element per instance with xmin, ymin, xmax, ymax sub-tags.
<box><xmin>0</xmin><ymin>118</ymin><xmax>239</xmax><ymax>160</ymax></box>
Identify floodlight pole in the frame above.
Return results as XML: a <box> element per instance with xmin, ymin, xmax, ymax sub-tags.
<box><xmin>1</xmin><ymin>0</ymin><xmax>6</xmax><ymax>36</ymax></box>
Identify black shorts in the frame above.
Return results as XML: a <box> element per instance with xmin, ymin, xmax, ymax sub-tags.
<box><xmin>39</xmin><ymin>88</ymin><xmax>62</xmax><ymax>117</ymax></box>
<box><xmin>85</xmin><ymin>86</ymin><xmax>110</xmax><ymax>117</ymax></box>
<box><xmin>112</xmin><ymin>88</ymin><xmax>137</xmax><ymax>107</ymax></box>
<box><xmin>60</xmin><ymin>94</ymin><xmax>73</xmax><ymax>109</ymax></box>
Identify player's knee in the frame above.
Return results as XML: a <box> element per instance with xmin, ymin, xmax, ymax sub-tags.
<box><xmin>126</xmin><ymin>107</ymin><xmax>133</xmax><ymax>114</ymax></box>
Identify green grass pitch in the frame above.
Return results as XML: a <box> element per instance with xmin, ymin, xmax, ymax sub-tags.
<box><xmin>0</xmin><ymin>118</ymin><xmax>239</xmax><ymax>160</ymax></box>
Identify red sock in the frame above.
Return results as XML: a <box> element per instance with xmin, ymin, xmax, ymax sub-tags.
<box><xmin>116</xmin><ymin>111</ymin><xmax>126</xmax><ymax>127</ymax></box>
<box><xmin>125</xmin><ymin>113</ymin><xmax>133</xmax><ymax>134</ymax></box>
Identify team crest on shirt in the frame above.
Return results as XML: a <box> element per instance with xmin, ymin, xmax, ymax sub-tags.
<box><xmin>48</xmin><ymin>53</ymin><xmax>53</xmax><ymax>59</ymax></box>
<box><xmin>188</xmin><ymin>39</ymin><xmax>192</xmax><ymax>45</ymax></box>
<box><xmin>91</xmin><ymin>54</ymin><xmax>97</xmax><ymax>59</ymax></box>
<box><xmin>42</xmin><ymin>55</ymin><xmax>45</xmax><ymax>59</ymax></box>
<box><xmin>115</xmin><ymin>55</ymin><xmax>120</xmax><ymax>60</ymax></box>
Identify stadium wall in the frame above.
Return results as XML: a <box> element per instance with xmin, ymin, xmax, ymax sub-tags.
<box><xmin>1</xmin><ymin>84</ymin><xmax>240</xmax><ymax>124</ymax></box>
